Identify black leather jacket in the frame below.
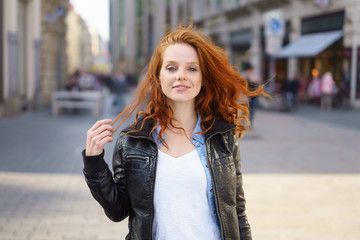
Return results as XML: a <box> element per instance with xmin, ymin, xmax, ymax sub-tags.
<box><xmin>83</xmin><ymin>117</ymin><xmax>252</xmax><ymax>240</ymax></box>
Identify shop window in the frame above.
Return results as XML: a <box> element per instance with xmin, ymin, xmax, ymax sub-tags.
<box><xmin>230</xmin><ymin>29</ymin><xmax>252</xmax><ymax>71</ymax></box>
<box><xmin>302</xmin><ymin>11</ymin><xmax>344</xmax><ymax>34</ymax></box>
<box><xmin>260</xmin><ymin>21</ymin><xmax>290</xmax><ymax>82</ymax></box>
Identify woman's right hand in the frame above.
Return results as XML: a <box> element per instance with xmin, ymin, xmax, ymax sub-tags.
<box><xmin>85</xmin><ymin>119</ymin><xmax>114</xmax><ymax>156</ymax></box>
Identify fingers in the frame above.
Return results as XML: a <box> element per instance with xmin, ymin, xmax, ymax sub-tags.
<box><xmin>95</xmin><ymin>135</ymin><xmax>113</xmax><ymax>149</ymax></box>
<box><xmin>91</xmin><ymin>128</ymin><xmax>113</xmax><ymax>145</ymax></box>
<box><xmin>87</xmin><ymin>120</ymin><xmax>114</xmax><ymax>137</ymax></box>
<box><xmin>89</xmin><ymin>119</ymin><xmax>113</xmax><ymax>132</ymax></box>
<box><xmin>91</xmin><ymin>124</ymin><xmax>114</xmax><ymax>137</ymax></box>
<box><xmin>88</xmin><ymin>134</ymin><xmax>113</xmax><ymax>155</ymax></box>
<box><xmin>85</xmin><ymin>119</ymin><xmax>114</xmax><ymax>156</ymax></box>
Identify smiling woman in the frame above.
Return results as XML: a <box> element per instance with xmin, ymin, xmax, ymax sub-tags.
<box><xmin>159</xmin><ymin>43</ymin><xmax>203</xmax><ymax>107</ymax></box>
<box><xmin>82</xmin><ymin>24</ymin><xmax>268</xmax><ymax>240</ymax></box>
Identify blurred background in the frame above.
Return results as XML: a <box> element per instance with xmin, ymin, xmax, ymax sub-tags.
<box><xmin>0</xmin><ymin>0</ymin><xmax>359</xmax><ymax>239</ymax></box>
<box><xmin>1</xmin><ymin>0</ymin><xmax>360</xmax><ymax>114</ymax></box>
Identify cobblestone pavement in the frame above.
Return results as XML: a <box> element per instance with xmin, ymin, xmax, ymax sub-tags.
<box><xmin>0</xmin><ymin>93</ymin><xmax>359</xmax><ymax>240</ymax></box>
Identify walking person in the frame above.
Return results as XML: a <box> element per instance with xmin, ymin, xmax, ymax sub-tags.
<box><xmin>82</xmin><ymin>25</ymin><xmax>266</xmax><ymax>240</ymax></box>
<box><xmin>111</xmin><ymin>70</ymin><xmax>128</xmax><ymax>112</ymax></box>
<box><xmin>307</xmin><ymin>68</ymin><xmax>321</xmax><ymax>103</ymax></box>
<box><xmin>320</xmin><ymin>72</ymin><xmax>335</xmax><ymax>110</ymax></box>
<box><xmin>243</xmin><ymin>63</ymin><xmax>261</xmax><ymax>126</ymax></box>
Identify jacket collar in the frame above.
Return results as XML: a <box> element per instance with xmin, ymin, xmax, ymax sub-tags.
<box><xmin>122</xmin><ymin>115</ymin><xmax>155</xmax><ymax>138</ymax></box>
<box><xmin>204</xmin><ymin>118</ymin><xmax>236</xmax><ymax>140</ymax></box>
<box><xmin>124</xmin><ymin>115</ymin><xmax>236</xmax><ymax>140</ymax></box>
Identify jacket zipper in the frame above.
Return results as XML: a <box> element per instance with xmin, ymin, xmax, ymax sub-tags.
<box><xmin>126</xmin><ymin>154</ymin><xmax>150</xmax><ymax>165</ymax></box>
<box><xmin>206</xmin><ymin>145</ymin><xmax>225</xmax><ymax>240</ymax></box>
<box><xmin>206</xmin><ymin>127</ymin><xmax>235</xmax><ymax>240</ymax></box>
<box><xmin>126</xmin><ymin>135</ymin><xmax>157</xmax><ymax>239</ymax></box>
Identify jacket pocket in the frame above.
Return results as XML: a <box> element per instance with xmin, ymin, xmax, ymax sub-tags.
<box><xmin>214</xmin><ymin>155</ymin><xmax>234</xmax><ymax>166</ymax></box>
<box><xmin>123</xmin><ymin>154</ymin><xmax>150</xmax><ymax>171</ymax></box>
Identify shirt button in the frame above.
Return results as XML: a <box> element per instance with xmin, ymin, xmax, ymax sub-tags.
<box><xmin>206</xmin><ymin>165</ymin><xmax>209</xmax><ymax>168</ymax></box>
<box><xmin>210</xmin><ymin>189</ymin><xmax>213</xmax><ymax>192</ymax></box>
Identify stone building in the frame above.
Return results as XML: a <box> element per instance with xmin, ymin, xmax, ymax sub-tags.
<box><xmin>0</xmin><ymin>0</ymin><xmax>42</xmax><ymax>116</ymax></box>
<box><xmin>109</xmin><ymin>0</ymin><xmax>360</xmax><ymax>107</ymax></box>
<box><xmin>66</xmin><ymin>4</ymin><xmax>93</xmax><ymax>76</ymax></box>
<box><xmin>192</xmin><ymin>0</ymin><xmax>360</xmax><ymax>107</ymax></box>
<box><xmin>0</xmin><ymin>0</ymin><xmax>70</xmax><ymax>117</ymax></box>
<box><xmin>41</xmin><ymin>0</ymin><xmax>70</xmax><ymax>105</ymax></box>
<box><xmin>109</xmin><ymin>0</ymin><xmax>190</xmax><ymax>76</ymax></box>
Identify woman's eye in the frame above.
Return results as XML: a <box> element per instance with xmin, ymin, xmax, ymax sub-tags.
<box><xmin>166</xmin><ymin>66</ymin><xmax>176</xmax><ymax>71</ymax></box>
<box><xmin>189</xmin><ymin>67</ymin><xmax>197</xmax><ymax>72</ymax></box>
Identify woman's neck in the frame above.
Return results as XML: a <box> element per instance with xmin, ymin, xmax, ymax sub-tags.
<box><xmin>168</xmin><ymin>102</ymin><xmax>197</xmax><ymax>132</ymax></box>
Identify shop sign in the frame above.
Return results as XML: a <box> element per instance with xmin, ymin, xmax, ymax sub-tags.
<box><xmin>263</xmin><ymin>9</ymin><xmax>284</xmax><ymax>55</ymax></box>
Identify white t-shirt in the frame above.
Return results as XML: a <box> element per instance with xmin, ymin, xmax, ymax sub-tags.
<box><xmin>153</xmin><ymin>149</ymin><xmax>221</xmax><ymax>240</ymax></box>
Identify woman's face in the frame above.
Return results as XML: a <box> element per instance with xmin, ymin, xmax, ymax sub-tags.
<box><xmin>159</xmin><ymin>43</ymin><xmax>202</xmax><ymax>106</ymax></box>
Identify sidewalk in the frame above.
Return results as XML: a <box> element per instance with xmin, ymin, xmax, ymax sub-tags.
<box><xmin>241</xmin><ymin>106</ymin><xmax>360</xmax><ymax>239</ymax></box>
<box><xmin>0</xmin><ymin>96</ymin><xmax>359</xmax><ymax>239</ymax></box>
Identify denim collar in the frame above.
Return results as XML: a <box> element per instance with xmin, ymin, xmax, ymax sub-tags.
<box><xmin>152</xmin><ymin>114</ymin><xmax>204</xmax><ymax>147</ymax></box>
<box><xmin>191</xmin><ymin>114</ymin><xmax>204</xmax><ymax>144</ymax></box>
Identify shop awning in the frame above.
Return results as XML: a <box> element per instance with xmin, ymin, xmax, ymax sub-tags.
<box><xmin>276</xmin><ymin>30</ymin><xmax>343</xmax><ymax>58</ymax></box>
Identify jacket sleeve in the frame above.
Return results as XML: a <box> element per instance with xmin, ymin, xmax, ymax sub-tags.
<box><xmin>232</xmin><ymin>132</ymin><xmax>252</xmax><ymax>239</ymax></box>
<box><xmin>82</xmin><ymin>133</ymin><xmax>130</xmax><ymax>222</ymax></box>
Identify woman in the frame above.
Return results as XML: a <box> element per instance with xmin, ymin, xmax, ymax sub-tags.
<box><xmin>83</xmin><ymin>25</ymin><xmax>266</xmax><ymax>240</ymax></box>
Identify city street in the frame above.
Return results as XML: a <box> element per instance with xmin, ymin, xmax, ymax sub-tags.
<box><xmin>0</xmin><ymin>93</ymin><xmax>359</xmax><ymax>240</ymax></box>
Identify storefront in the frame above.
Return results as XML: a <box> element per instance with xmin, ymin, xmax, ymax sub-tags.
<box><xmin>278</xmin><ymin>31</ymin><xmax>343</xmax><ymax>80</ymax></box>
<box><xmin>276</xmin><ymin>11</ymin><xmax>345</xmax><ymax>104</ymax></box>
<box><xmin>230</xmin><ymin>29</ymin><xmax>252</xmax><ymax>71</ymax></box>
<box><xmin>192</xmin><ymin>0</ymin><xmax>360</xmax><ymax>108</ymax></box>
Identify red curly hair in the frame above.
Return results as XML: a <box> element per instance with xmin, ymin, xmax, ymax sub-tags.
<box><xmin>111</xmin><ymin>24</ymin><xmax>267</xmax><ymax>142</ymax></box>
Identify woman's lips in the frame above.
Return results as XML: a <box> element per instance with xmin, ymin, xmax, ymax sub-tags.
<box><xmin>173</xmin><ymin>85</ymin><xmax>190</xmax><ymax>90</ymax></box>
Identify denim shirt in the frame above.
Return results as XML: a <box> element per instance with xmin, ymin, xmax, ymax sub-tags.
<box><xmin>152</xmin><ymin>116</ymin><xmax>220</xmax><ymax>227</ymax></box>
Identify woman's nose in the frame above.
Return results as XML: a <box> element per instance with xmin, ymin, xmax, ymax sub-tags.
<box><xmin>176</xmin><ymin>69</ymin><xmax>186</xmax><ymax>80</ymax></box>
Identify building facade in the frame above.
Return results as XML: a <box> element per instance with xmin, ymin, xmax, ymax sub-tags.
<box><xmin>109</xmin><ymin>0</ymin><xmax>360</xmax><ymax>107</ymax></box>
<box><xmin>192</xmin><ymin>0</ymin><xmax>360</xmax><ymax>107</ymax></box>
<box><xmin>1</xmin><ymin>0</ymin><xmax>42</xmax><ymax>116</ymax></box>
<box><xmin>109</xmin><ymin>0</ymin><xmax>190</xmax><ymax>78</ymax></box>
<box><xmin>66</xmin><ymin>5</ymin><xmax>92</xmax><ymax>77</ymax></box>
<box><xmin>0</xmin><ymin>0</ymin><xmax>71</xmax><ymax>117</ymax></box>
<box><xmin>41</xmin><ymin>0</ymin><xmax>69</xmax><ymax>105</ymax></box>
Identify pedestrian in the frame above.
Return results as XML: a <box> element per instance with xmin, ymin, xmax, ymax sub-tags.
<box><xmin>283</xmin><ymin>77</ymin><xmax>300</xmax><ymax>111</ymax></box>
<box><xmin>64</xmin><ymin>72</ymin><xmax>80</xmax><ymax>92</ymax></box>
<box><xmin>111</xmin><ymin>70</ymin><xmax>128</xmax><ymax>112</ymax></box>
<box><xmin>307</xmin><ymin>68</ymin><xmax>321</xmax><ymax>102</ymax></box>
<box><xmin>320</xmin><ymin>72</ymin><xmax>336</xmax><ymax>110</ymax></box>
<box><xmin>243</xmin><ymin>63</ymin><xmax>261</xmax><ymax>125</ymax></box>
<box><xmin>82</xmin><ymin>24</ymin><xmax>266</xmax><ymax>240</ymax></box>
